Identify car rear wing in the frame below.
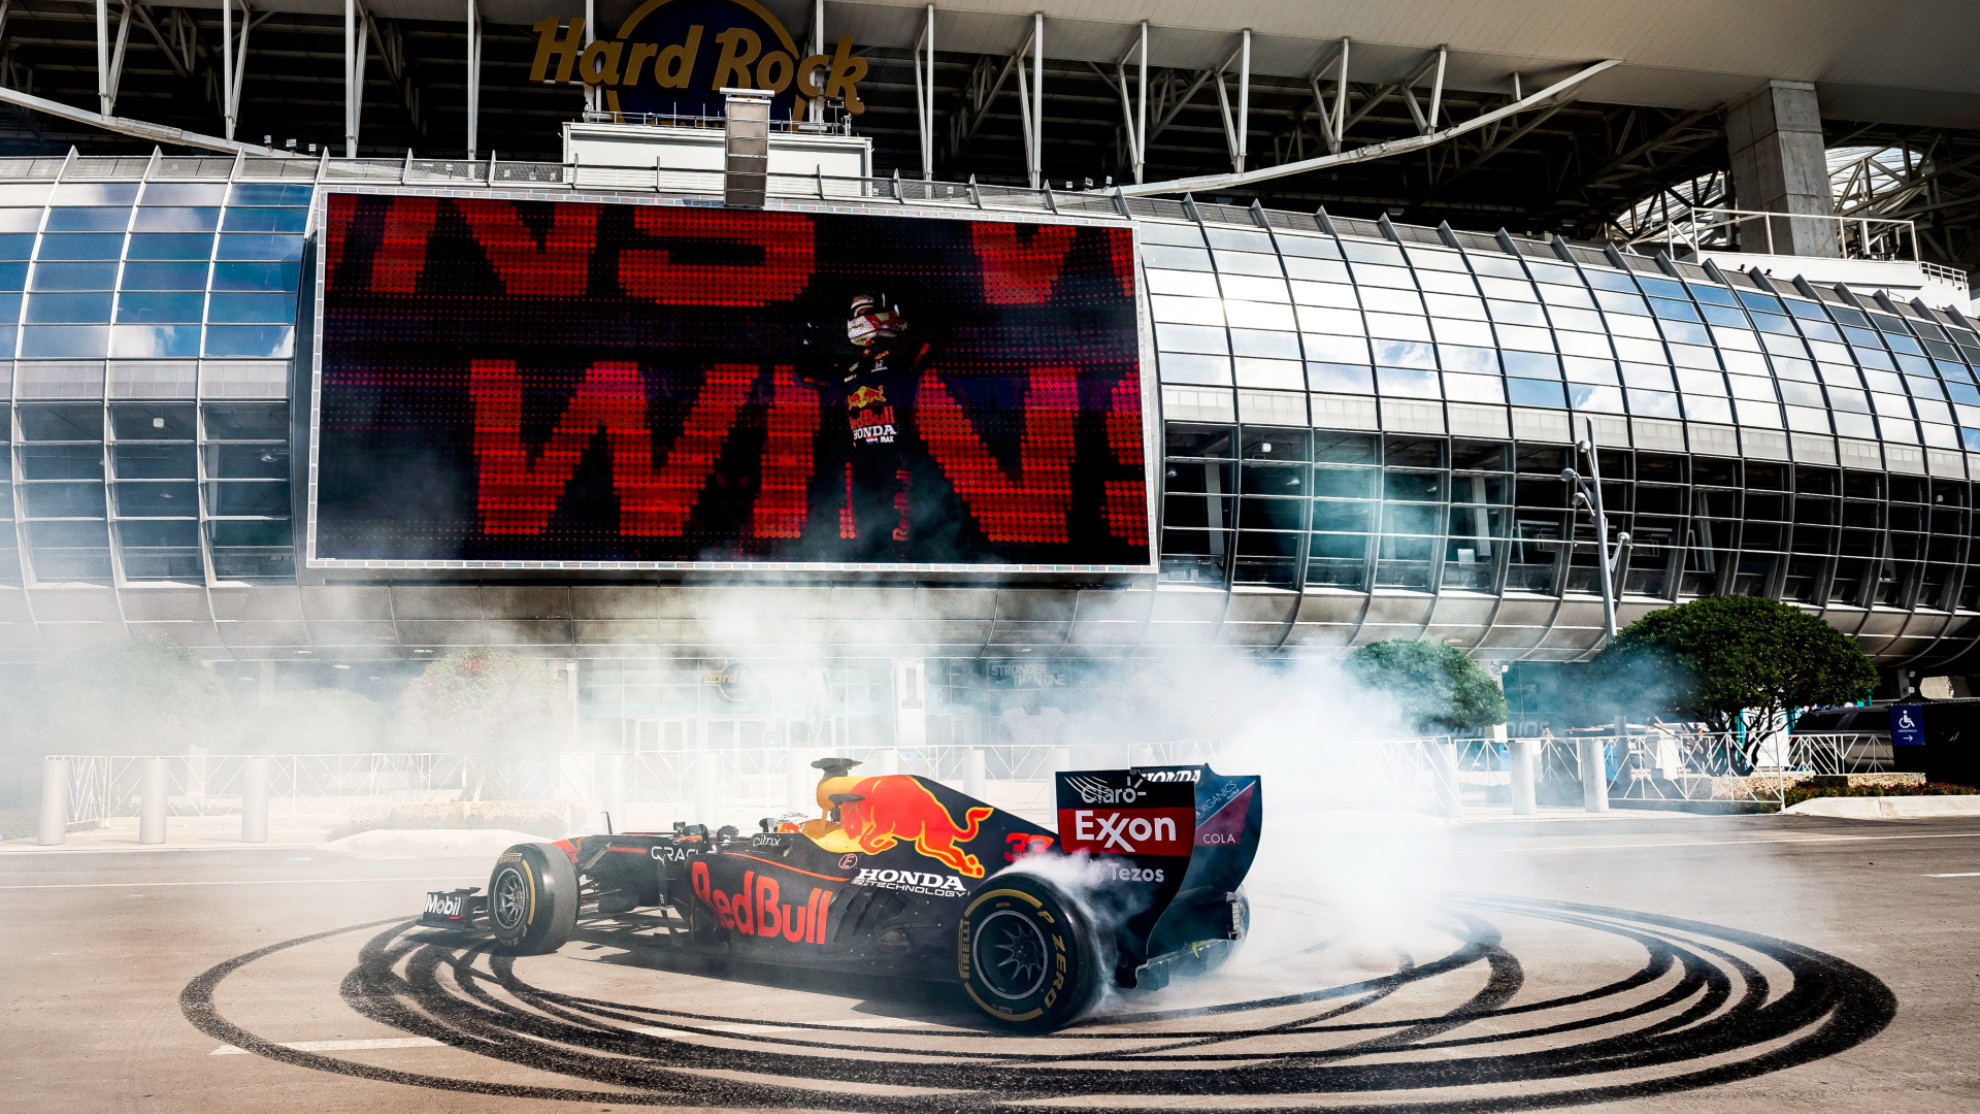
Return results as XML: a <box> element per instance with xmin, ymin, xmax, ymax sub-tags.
<box><xmin>1054</xmin><ymin>764</ymin><xmax>1262</xmax><ymax>986</ymax></box>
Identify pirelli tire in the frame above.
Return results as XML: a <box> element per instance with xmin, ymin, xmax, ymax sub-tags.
<box><xmin>957</xmin><ymin>874</ymin><xmax>1099</xmax><ymax>1033</ymax></box>
<box><xmin>487</xmin><ymin>842</ymin><xmax>579</xmax><ymax>955</ymax></box>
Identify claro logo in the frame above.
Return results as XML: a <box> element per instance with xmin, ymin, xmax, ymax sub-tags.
<box><xmin>529</xmin><ymin>0</ymin><xmax>868</xmax><ymax>116</ymax></box>
<box><xmin>1056</xmin><ymin>807</ymin><xmax>1194</xmax><ymax>856</ymax></box>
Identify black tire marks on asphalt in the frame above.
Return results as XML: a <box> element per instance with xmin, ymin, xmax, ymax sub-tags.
<box><xmin>179</xmin><ymin>895</ymin><xmax>1896</xmax><ymax>1112</ymax></box>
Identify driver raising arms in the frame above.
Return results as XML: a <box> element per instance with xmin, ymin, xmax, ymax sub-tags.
<box><xmin>811</xmin><ymin>293</ymin><xmax>934</xmax><ymax>560</ymax></box>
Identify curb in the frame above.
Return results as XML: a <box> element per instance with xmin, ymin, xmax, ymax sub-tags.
<box><xmin>1782</xmin><ymin>795</ymin><xmax>1980</xmax><ymax>820</ymax></box>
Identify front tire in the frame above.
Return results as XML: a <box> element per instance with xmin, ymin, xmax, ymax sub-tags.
<box><xmin>488</xmin><ymin>842</ymin><xmax>578</xmax><ymax>955</ymax></box>
<box><xmin>958</xmin><ymin>874</ymin><xmax>1099</xmax><ymax>1032</ymax></box>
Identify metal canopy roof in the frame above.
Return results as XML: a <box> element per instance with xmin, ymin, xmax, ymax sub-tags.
<box><xmin>119</xmin><ymin>0</ymin><xmax>1980</xmax><ymax>127</ymax></box>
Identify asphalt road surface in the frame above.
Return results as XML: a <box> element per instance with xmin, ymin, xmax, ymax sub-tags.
<box><xmin>3</xmin><ymin>811</ymin><xmax>1977</xmax><ymax>1113</ymax></box>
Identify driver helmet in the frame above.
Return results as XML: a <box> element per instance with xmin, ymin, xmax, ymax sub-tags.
<box><xmin>847</xmin><ymin>293</ymin><xmax>904</xmax><ymax>348</ymax></box>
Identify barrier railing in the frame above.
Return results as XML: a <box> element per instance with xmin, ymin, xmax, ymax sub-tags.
<box><xmin>46</xmin><ymin>728</ymin><xmax>1890</xmax><ymax>838</ymax></box>
<box><xmin>50</xmin><ymin>753</ymin><xmax>473</xmax><ymax>826</ymax></box>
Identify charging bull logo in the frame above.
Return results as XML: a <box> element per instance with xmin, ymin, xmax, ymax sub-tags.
<box><xmin>848</xmin><ymin>385</ymin><xmax>886</xmax><ymax>409</ymax></box>
<box><xmin>840</xmin><ymin>776</ymin><xmax>995</xmax><ymax>878</ymax></box>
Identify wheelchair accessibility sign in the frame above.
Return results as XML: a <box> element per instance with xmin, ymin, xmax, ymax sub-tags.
<box><xmin>1891</xmin><ymin>704</ymin><xmax>1924</xmax><ymax>748</ymax></box>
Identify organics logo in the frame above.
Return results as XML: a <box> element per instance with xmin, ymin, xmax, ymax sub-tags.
<box><xmin>529</xmin><ymin>0</ymin><xmax>868</xmax><ymax>118</ymax></box>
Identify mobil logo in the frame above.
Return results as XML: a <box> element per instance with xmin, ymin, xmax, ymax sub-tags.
<box><xmin>1058</xmin><ymin>806</ymin><xmax>1194</xmax><ymax>856</ymax></box>
<box><xmin>690</xmin><ymin>860</ymin><xmax>834</xmax><ymax>944</ymax></box>
<box><xmin>839</xmin><ymin>776</ymin><xmax>995</xmax><ymax>878</ymax></box>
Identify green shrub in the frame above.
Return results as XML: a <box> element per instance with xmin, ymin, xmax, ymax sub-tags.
<box><xmin>1783</xmin><ymin>782</ymin><xmax>1977</xmax><ymax>807</ymax></box>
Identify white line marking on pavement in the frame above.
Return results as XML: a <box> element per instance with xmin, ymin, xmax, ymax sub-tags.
<box><xmin>213</xmin><ymin>1037</ymin><xmax>444</xmax><ymax>1055</ymax></box>
<box><xmin>1491</xmin><ymin>830</ymin><xmax>1980</xmax><ymax>854</ymax></box>
<box><xmin>0</xmin><ymin>877</ymin><xmax>470</xmax><ymax>891</ymax></box>
<box><xmin>1923</xmin><ymin>872</ymin><xmax>1980</xmax><ymax>877</ymax></box>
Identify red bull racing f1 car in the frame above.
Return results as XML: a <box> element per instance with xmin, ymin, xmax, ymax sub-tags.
<box><xmin>420</xmin><ymin>758</ymin><xmax>1262</xmax><ymax>1031</ymax></box>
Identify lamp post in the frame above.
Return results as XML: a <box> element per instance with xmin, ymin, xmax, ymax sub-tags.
<box><xmin>1559</xmin><ymin>419</ymin><xmax>1630</xmax><ymax>641</ymax></box>
<box><xmin>1560</xmin><ymin>417</ymin><xmax>1631</xmax><ymax>813</ymax></box>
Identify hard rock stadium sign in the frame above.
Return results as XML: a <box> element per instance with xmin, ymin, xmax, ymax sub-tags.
<box><xmin>529</xmin><ymin>0</ymin><xmax>869</xmax><ymax>119</ymax></box>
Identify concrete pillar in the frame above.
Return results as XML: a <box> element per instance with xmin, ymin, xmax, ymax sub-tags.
<box><xmin>1510</xmin><ymin>738</ymin><xmax>1537</xmax><ymax>815</ymax></box>
<box><xmin>241</xmin><ymin>756</ymin><xmax>270</xmax><ymax>842</ymax></box>
<box><xmin>602</xmin><ymin>751</ymin><xmax>628</xmax><ymax>832</ymax></box>
<box><xmin>37</xmin><ymin>757</ymin><xmax>68</xmax><ymax>846</ymax></box>
<box><xmin>894</xmin><ymin>658</ymin><xmax>927</xmax><ymax>749</ymax></box>
<box><xmin>962</xmin><ymin>748</ymin><xmax>987</xmax><ymax>800</ymax></box>
<box><xmin>1725</xmin><ymin>80</ymin><xmax>1837</xmax><ymax>258</ymax></box>
<box><xmin>1430</xmin><ymin>741</ymin><xmax>1462</xmax><ymax>819</ymax></box>
<box><xmin>786</xmin><ymin>750</ymin><xmax>819</xmax><ymax>815</ymax></box>
<box><xmin>140</xmin><ymin>757</ymin><xmax>169</xmax><ymax>845</ymax></box>
<box><xmin>1579</xmin><ymin>737</ymin><xmax>1609</xmax><ymax>813</ymax></box>
<box><xmin>693</xmin><ymin>751</ymin><xmax>720</xmax><ymax>824</ymax></box>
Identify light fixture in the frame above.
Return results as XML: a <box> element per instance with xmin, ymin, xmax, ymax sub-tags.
<box><xmin>333</xmin><ymin>663</ymin><xmax>351</xmax><ymax>670</ymax></box>
<box><xmin>151</xmin><ymin>417</ymin><xmax>165</xmax><ymax>428</ymax></box>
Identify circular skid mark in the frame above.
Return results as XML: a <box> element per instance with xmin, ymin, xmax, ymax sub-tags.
<box><xmin>180</xmin><ymin>895</ymin><xmax>1895</xmax><ymax>1112</ymax></box>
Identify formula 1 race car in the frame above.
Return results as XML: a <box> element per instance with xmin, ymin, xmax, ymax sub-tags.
<box><xmin>420</xmin><ymin>757</ymin><xmax>1262</xmax><ymax>1031</ymax></box>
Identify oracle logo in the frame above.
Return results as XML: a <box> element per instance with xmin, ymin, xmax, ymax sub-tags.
<box><xmin>1057</xmin><ymin>806</ymin><xmax>1194</xmax><ymax>857</ymax></box>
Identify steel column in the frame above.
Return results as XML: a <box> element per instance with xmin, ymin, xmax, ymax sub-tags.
<box><xmin>465</xmin><ymin>0</ymin><xmax>480</xmax><ymax>159</ymax></box>
<box><xmin>1236</xmin><ymin>29</ymin><xmax>1249</xmax><ymax>172</ymax></box>
<box><xmin>221</xmin><ymin>0</ymin><xmax>234</xmax><ymax>139</ymax></box>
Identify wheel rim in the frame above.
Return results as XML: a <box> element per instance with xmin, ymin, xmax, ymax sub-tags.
<box><xmin>973</xmin><ymin>909</ymin><xmax>1049</xmax><ymax>1000</ymax></box>
<box><xmin>492</xmin><ymin>866</ymin><xmax>528</xmax><ymax>932</ymax></box>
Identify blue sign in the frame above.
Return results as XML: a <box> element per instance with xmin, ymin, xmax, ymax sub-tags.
<box><xmin>1891</xmin><ymin>704</ymin><xmax>1925</xmax><ymax>748</ymax></box>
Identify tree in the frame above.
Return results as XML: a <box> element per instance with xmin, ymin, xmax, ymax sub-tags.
<box><xmin>8</xmin><ymin>638</ymin><xmax>235</xmax><ymax>757</ymax></box>
<box><xmin>1345</xmin><ymin>640</ymin><xmax>1508</xmax><ymax>735</ymax></box>
<box><xmin>1586</xmin><ymin>596</ymin><xmax>1877</xmax><ymax>749</ymax></box>
<box><xmin>397</xmin><ymin>649</ymin><xmax>571</xmax><ymax>793</ymax></box>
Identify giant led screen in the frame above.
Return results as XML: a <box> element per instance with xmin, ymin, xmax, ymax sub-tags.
<box><xmin>309</xmin><ymin>192</ymin><xmax>1149</xmax><ymax>570</ymax></box>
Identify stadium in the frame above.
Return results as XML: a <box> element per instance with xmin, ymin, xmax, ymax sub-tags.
<box><xmin>4</xmin><ymin>0</ymin><xmax>1980</xmax><ymax>748</ymax></box>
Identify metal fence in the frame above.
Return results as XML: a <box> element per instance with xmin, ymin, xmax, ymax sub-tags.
<box><xmin>48</xmin><ymin>728</ymin><xmax>1895</xmax><ymax>832</ymax></box>
<box><xmin>53</xmin><ymin>753</ymin><xmax>472</xmax><ymax>828</ymax></box>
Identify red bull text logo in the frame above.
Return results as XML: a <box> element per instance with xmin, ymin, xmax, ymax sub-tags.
<box><xmin>841</xmin><ymin>776</ymin><xmax>995</xmax><ymax>878</ymax></box>
<box><xmin>691</xmin><ymin>860</ymin><xmax>833</xmax><ymax>943</ymax></box>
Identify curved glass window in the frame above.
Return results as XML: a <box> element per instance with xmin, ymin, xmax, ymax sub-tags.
<box><xmin>120</xmin><ymin>292</ymin><xmax>206</xmax><ymax>324</ymax></box>
<box><xmin>204</xmin><ymin>324</ymin><xmax>294</xmax><ymax>358</ymax></box>
<box><xmin>24</xmin><ymin>291</ymin><xmax>114</xmax><ymax>323</ymax></box>
<box><xmin>30</xmin><ymin>262</ymin><xmax>118</xmax><ymax>290</ymax></box>
<box><xmin>215</xmin><ymin>234</ymin><xmax>304</xmax><ymax>262</ymax></box>
<box><xmin>221</xmin><ymin>207</ymin><xmax>308</xmax><ymax>233</ymax></box>
<box><xmin>126</xmin><ymin>233</ymin><xmax>215</xmax><ymax>260</ymax></box>
<box><xmin>122</xmin><ymin>261</ymin><xmax>209</xmax><ymax>290</ymax></box>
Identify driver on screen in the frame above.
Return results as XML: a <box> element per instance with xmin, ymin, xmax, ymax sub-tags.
<box><xmin>805</xmin><ymin>293</ymin><xmax>933</xmax><ymax>560</ymax></box>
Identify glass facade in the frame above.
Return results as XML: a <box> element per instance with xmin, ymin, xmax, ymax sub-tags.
<box><xmin>2</xmin><ymin>158</ymin><xmax>1976</xmax><ymax>664</ymax></box>
<box><xmin>2</xmin><ymin>164</ymin><xmax>301</xmax><ymax>588</ymax></box>
<box><xmin>1144</xmin><ymin>201</ymin><xmax>1980</xmax><ymax>659</ymax></box>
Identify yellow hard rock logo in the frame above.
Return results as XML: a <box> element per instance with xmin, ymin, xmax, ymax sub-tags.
<box><xmin>529</xmin><ymin>0</ymin><xmax>869</xmax><ymax>116</ymax></box>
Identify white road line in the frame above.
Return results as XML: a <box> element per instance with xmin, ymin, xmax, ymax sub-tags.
<box><xmin>0</xmin><ymin>877</ymin><xmax>470</xmax><ymax>891</ymax></box>
<box><xmin>212</xmin><ymin>1037</ymin><xmax>444</xmax><ymax>1056</ymax></box>
<box><xmin>1491</xmin><ymin>830</ymin><xmax>1980</xmax><ymax>854</ymax></box>
<box><xmin>1923</xmin><ymin>872</ymin><xmax>1980</xmax><ymax>877</ymax></box>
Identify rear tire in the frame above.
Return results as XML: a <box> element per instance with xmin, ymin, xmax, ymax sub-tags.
<box><xmin>488</xmin><ymin>842</ymin><xmax>578</xmax><ymax>955</ymax></box>
<box><xmin>958</xmin><ymin>874</ymin><xmax>1099</xmax><ymax>1032</ymax></box>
